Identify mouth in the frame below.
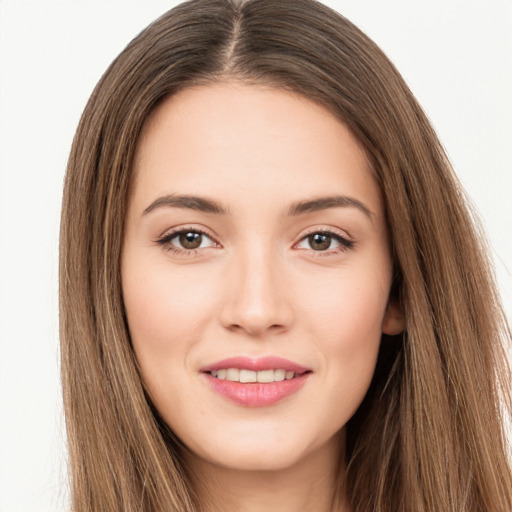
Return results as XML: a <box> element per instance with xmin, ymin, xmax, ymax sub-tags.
<box><xmin>201</xmin><ymin>356</ymin><xmax>312</xmax><ymax>407</ymax></box>
<box><xmin>208</xmin><ymin>368</ymin><xmax>308</xmax><ymax>383</ymax></box>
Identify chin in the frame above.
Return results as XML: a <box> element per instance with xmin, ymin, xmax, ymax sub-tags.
<box><xmin>197</xmin><ymin>445</ymin><xmax>309</xmax><ymax>473</ymax></box>
<box><xmin>182</xmin><ymin>424</ymin><xmax>343</xmax><ymax>474</ymax></box>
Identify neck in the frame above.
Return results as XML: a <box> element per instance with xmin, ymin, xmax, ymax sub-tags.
<box><xmin>185</xmin><ymin>431</ymin><xmax>350</xmax><ymax>512</ymax></box>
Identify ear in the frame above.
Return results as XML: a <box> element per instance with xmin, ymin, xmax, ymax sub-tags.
<box><xmin>382</xmin><ymin>299</ymin><xmax>405</xmax><ymax>335</ymax></box>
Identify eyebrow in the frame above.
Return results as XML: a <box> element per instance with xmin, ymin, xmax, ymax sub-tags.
<box><xmin>287</xmin><ymin>195</ymin><xmax>373</xmax><ymax>218</ymax></box>
<box><xmin>143</xmin><ymin>194</ymin><xmax>229</xmax><ymax>215</ymax></box>
<box><xmin>143</xmin><ymin>193</ymin><xmax>373</xmax><ymax>219</ymax></box>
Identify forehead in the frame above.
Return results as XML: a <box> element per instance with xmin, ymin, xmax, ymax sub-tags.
<box><xmin>132</xmin><ymin>82</ymin><xmax>382</xmax><ymax>215</ymax></box>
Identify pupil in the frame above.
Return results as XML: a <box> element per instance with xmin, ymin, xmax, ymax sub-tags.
<box><xmin>309</xmin><ymin>233</ymin><xmax>331</xmax><ymax>250</ymax></box>
<box><xmin>179</xmin><ymin>232</ymin><xmax>202</xmax><ymax>249</ymax></box>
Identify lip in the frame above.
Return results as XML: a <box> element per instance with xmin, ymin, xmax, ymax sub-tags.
<box><xmin>200</xmin><ymin>356</ymin><xmax>312</xmax><ymax>407</ymax></box>
<box><xmin>200</xmin><ymin>356</ymin><xmax>309</xmax><ymax>374</ymax></box>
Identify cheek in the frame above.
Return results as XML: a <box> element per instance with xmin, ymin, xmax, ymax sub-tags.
<box><xmin>301</xmin><ymin>264</ymin><xmax>390</xmax><ymax>345</ymax></box>
<box><xmin>121</xmin><ymin>257</ymin><xmax>223</xmax><ymax>422</ymax></box>
<box><xmin>121</xmin><ymin>256</ymin><xmax>218</xmax><ymax>370</ymax></box>
<box><xmin>297</xmin><ymin>263</ymin><xmax>390</xmax><ymax>411</ymax></box>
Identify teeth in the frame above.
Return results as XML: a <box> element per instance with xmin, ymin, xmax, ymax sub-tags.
<box><xmin>210</xmin><ymin>368</ymin><xmax>298</xmax><ymax>383</ymax></box>
<box><xmin>257</xmin><ymin>369</ymin><xmax>274</xmax><ymax>383</ymax></box>
<box><xmin>274</xmin><ymin>369</ymin><xmax>285</xmax><ymax>381</ymax></box>
<box><xmin>240</xmin><ymin>369</ymin><xmax>257</xmax><ymax>383</ymax></box>
<box><xmin>226</xmin><ymin>368</ymin><xmax>240</xmax><ymax>381</ymax></box>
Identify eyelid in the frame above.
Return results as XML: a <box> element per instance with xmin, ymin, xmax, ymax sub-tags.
<box><xmin>154</xmin><ymin>224</ymin><xmax>354</xmax><ymax>257</ymax></box>
<box><xmin>293</xmin><ymin>226</ymin><xmax>355</xmax><ymax>253</ymax></box>
<box><xmin>154</xmin><ymin>225</ymin><xmax>221</xmax><ymax>252</ymax></box>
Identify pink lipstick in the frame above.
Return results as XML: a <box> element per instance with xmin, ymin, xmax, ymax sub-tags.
<box><xmin>201</xmin><ymin>356</ymin><xmax>311</xmax><ymax>407</ymax></box>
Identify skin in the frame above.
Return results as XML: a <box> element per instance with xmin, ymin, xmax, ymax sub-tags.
<box><xmin>122</xmin><ymin>82</ymin><xmax>404</xmax><ymax>512</ymax></box>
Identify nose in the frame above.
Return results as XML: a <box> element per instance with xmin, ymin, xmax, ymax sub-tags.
<box><xmin>219</xmin><ymin>244</ymin><xmax>294</xmax><ymax>337</ymax></box>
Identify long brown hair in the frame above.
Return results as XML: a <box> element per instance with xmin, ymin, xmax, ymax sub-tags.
<box><xmin>60</xmin><ymin>0</ymin><xmax>512</xmax><ymax>510</ymax></box>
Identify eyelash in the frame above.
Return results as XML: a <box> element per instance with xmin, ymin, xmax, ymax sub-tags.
<box><xmin>294</xmin><ymin>229</ymin><xmax>354</xmax><ymax>256</ymax></box>
<box><xmin>155</xmin><ymin>226</ymin><xmax>218</xmax><ymax>256</ymax></box>
<box><xmin>154</xmin><ymin>227</ymin><xmax>355</xmax><ymax>257</ymax></box>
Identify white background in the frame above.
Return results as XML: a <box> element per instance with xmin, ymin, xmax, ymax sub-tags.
<box><xmin>0</xmin><ymin>1</ymin><xmax>511</xmax><ymax>510</ymax></box>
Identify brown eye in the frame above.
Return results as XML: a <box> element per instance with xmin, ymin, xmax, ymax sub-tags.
<box><xmin>295</xmin><ymin>230</ymin><xmax>354</xmax><ymax>254</ymax></box>
<box><xmin>308</xmin><ymin>233</ymin><xmax>332</xmax><ymax>250</ymax></box>
<box><xmin>156</xmin><ymin>228</ymin><xmax>218</xmax><ymax>253</ymax></box>
<box><xmin>178</xmin><ymin>232</ymin><xmax>203</xmax><ymax>249</ymax></box>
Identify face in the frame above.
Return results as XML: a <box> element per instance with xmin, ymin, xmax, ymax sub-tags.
<box><xmin>122</xmin><ymin>82</ymin><xmax>403</xmax><ymax>474</ymax></box>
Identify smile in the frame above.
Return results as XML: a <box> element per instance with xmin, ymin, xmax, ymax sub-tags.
<box><xmin>209</xmin><ymin>368</ymin><xmax>297</xmax><ymax>382</ymax></box>
<box><xmin>202</xmin><ymin>356</ymin><xmax>312</xmax><ymax>407</ymax></box>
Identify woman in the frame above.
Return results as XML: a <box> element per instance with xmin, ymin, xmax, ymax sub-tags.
<box><xmin>59</xmin><ymin>0</ymin><xmax>512</xmax><ymax>510</ymax></box>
